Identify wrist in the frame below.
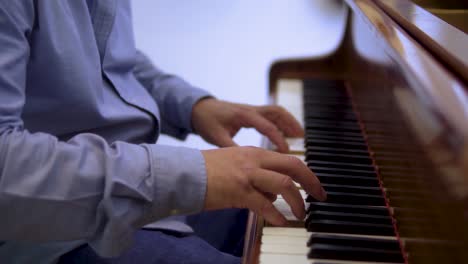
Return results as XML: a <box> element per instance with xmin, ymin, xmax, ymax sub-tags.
<box><xmin>191</xmin><ymin>97</ymin><xmax>216</xmax><ymax>133</ymax></box>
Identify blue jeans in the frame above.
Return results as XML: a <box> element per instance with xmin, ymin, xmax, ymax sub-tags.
<box><xmin>58</xmin><ymin>209</ymin><xmax>248</xmax><ymax>264</ymax></box>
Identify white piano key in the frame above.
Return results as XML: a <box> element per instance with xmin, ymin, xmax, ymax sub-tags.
<box><xmin>286</xmin><ymin>137</ymin><xmax>306</xmax><ymax>153</ymax></box>
<box><xmin>273</xmin><ymin>199</ymin><xmax>297</xmax><ymax>221</ymax></box>
<box><xmin>273</xmin><ymin>192</ymin><xmax>308</xmax><ymax>221</ymax></box>
<box><xmin>261</xmin><ymin>234</ymin><xmax>309</xmax><ymax>245</ymax></box>
<box><xmin>262</xmin><ymin>227</ymin><xmax>397</xmax><ymax>241</ymax></box>
<box><xmin>276</xmin><ymin>79</ymin><xmax>304</xmax><ymax>128</ymax></box>
<box><xmin>308</xmin><ymin>260</ymin><xmax>403</xmax><ymax>264</ymax></box>
<box><xmin>260</xmin><ymin>254</ymin><xmax>402</xmax><ymax>264</ymax></box>
<box><xmin>260</xmin><ymin>243</ymin><xmax>309</xmax><ymax>255</ymax></box>
<box><xmin>263</xmin><ymin>227</ymin><xmax>309</xmax><ymax>237</ymax></box>
<box><xmin>276</xmin><ymin>189</ymin><xmax>308</xmax><ymax>201</ymax></box>
<box><xmin>260</xmin><ymin>253</ymin><xmax>310</xmax><ymax>264</ymax></box>
<box><xmin>260</xmin><ymin>227</ymin><xmax>401</xmax><ymax>264</ymax></box>
<box><xmin>276</xmin><ymin>190</ymin><xmax>307</xmax><ymax>199</ymax></box>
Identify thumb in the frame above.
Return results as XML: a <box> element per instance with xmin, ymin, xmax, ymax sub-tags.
<box><xmin>213</xmin><ymin>130</ymin><xmax>238</xmax><ymax>148</ymax></box>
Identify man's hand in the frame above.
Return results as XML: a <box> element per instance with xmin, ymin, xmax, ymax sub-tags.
<box><xmin>192</xmin><ymin>98</ymin><xmax>304</xmax><ymax>153</ymax></box>
<box><xmin>202</xmin><ymin>147</ymin><xmax>326</xmax><ymax>226</ymax></box>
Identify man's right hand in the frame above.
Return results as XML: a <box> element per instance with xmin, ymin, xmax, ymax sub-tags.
<box><xmin>202</xmin><ymin>146</ymin><xmax>327</xmax><ymax>226</ymax></box>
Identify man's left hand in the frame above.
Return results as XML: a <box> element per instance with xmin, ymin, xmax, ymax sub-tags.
<box><xmin>191</xmin><ymin>98</ymin><xmax>304</xmax><ymax>153</ymax></box>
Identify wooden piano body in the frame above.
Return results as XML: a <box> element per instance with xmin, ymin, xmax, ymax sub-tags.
<box><xmin>242</xmin><ymin>0</ymin><xmax>468</xmax><ymax>263</ymax></box>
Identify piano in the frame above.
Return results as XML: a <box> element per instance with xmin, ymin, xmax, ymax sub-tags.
<box><xmin>242</xmin><ymin>0</ymin><xmax>468</xmax><ymax>263</ymax></box>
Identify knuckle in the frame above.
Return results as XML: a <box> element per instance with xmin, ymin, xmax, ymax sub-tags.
<box><xmin>280</xmin><ymin>176</ymin><xmax>294</xmax><ymax>190</ymax></box>
<box><xmin>288</xmin><ymin>155</ymin><xmax>304</xmax><ymax>167</ymax></box>
<box><xmin>234</xmin><ymin>107</ymin><xmax>250</xmax><ymax>118</ymax></box>
<box><xmin>270</xmin><ymin>105</ymin><xmax>284</xmax><ymax>113</ymax></box>
<box><xmin>277</xmin><ymin>105</ymin><xmax>289</xmax><ymax>114</ymax></box>
<box><xmin>240</xmin><ymin>164</ymin><xmax>256</xmax><ymax>178</ymax></box>
<box><xmin>259</xmin><ymin>201</ymin><xmax>274</xmax><ymax>215</ymax></box>
<box><xmin>232</xmin><ymin>109</ymin><xmax>242</xmax><ymax>120</ymax></box>
<box><xmin>233</xmin><ymin>171</ymin><xmax>251</xmax><ymax>191</ymax></box>
<box><xmin>264</xmin><ymin>122</ymin><xmax>277</xmax><ymax>132</ymax></box>
<box><xmin>242</xmin><ymin>146</ymin><xmax>262</xmax><ymax>157</ymax></box>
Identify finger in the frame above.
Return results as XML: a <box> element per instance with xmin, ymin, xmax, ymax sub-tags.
<box><xmin>258</xmin><ymin>150</ymin><xmax>326</xmax><ymax>201</ymax></box>
<box><xmin>250</xmin><ymin>169</ymin><xmax>305</xmax><ymax>220</ymax></box>
<box><xmin>246</xmin><ymin>191</ymin><xmax>287</xmax><ymax>226</ymax></box>
<box><xmin>239</xmin><ymin>111</ymin><xmax>289</xmax><ymax>153</ymax></box>
<box><xmin>212</xmin><ymin>129</ymin><xmax>238</xmax><ymax>148</ymax></box>
<box><xmin>258</xmin><ymin>106</ymin><xmax>304</xmax><ymax>137</ymax></box>
<box><xmin>263</xmin><ymin>192</ymin><xmax>277</xmax><ymax>203</ymax></box>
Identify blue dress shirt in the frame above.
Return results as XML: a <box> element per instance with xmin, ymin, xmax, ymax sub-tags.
<box><xmin>0</xmin><ymin>0</ymin><xmax>211</xmax><ymax>263</ymax></box>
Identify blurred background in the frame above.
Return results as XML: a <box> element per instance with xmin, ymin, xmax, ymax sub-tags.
<box><xmin>132</xmin><ymin>0</ymin><xmax>347</xmax><ymax>150</ymax></box>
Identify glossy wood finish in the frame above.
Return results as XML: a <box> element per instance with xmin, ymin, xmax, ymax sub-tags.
<box><xmin>243</xmin><ymin>0</ymin><xmax>468</xmax><ymax>263</ymax></box>
<box><xmin>375</xmin><ymin>0</ymin><xmax>468</xmax><ymax>84</ymax></box>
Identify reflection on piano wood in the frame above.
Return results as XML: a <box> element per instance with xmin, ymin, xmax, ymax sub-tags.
<box><xmin>242</xmin><ymin>1</ymin><xmax>468</xmax><ymax>264</ymax></box>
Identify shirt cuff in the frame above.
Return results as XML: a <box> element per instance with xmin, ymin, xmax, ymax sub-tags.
<box><xmin>160</xmin><ymin>88</ymin><xmax>213</xmax><ymax>140</ymax></box>
<box><xmin>143</xmin><ymin>144</ymin><xmax>207</xmax><ymax>218</ymax></box>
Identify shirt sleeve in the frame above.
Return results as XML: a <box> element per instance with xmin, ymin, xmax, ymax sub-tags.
<box><xmin>133</xmin><ymin>51</ymin><xmax>213</xmax><ymax>139</ymax></box>
<box><xmin>0</xmin><ymin>1</ymin><xmax>206</xmax><ymax>257</ymax></box>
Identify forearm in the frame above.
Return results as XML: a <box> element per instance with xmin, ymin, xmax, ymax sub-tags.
<box><xmin>133</xmin><ymin>51</ymin><xmax>212</xmax><ymax>139</ymax></box>
<box><xmin>0</xmin><ymin>128</ymin><xmax>206</xmax><ymax>256</ymax></box>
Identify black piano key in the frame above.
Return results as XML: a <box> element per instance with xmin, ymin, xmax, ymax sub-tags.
<box><xmin>306</xmin><ymin>127</ymin><xmax>364</xmax><ymax>136</ymax></box>
<box><xmin>303</xmin><ymin>90</ymin><xmax>348</xmax><ymax>97</ymax></box>
<box><xmin>307</xmin><ymin>233</ymin><xmax>401</xmax><ymax>250</ymax></box>
<box><xmin>305</xmin><ymin>100</ymin><xmax>347</xmax><ymax>105</ymax></box>
<box><xmin>322</xmin><ymin>184</ymin><xmax>382</xmax><ymax>196</ymax></box>
<box><xmin>306</xmin><ymin>133</ymin><xmax>365</xmax><ymax>143</ymax></box>
<box><xmin>307</xmin><ymin>202</ymin><xmax>390</xmax><ymax>217</ymax></box>
<box><xmin>305</xmin><ymin>211</ymin><xmax>393</xmax><ymax>226</ymax></box>
<box><xmin>304</xmin><ymin>114</ymin><xmax>357</xmax><ymax>125</ymax></box>
<box><xmin>308</xmin><ymin>244</ymin><xmax>404</xmax><ymax>263</ymax></box>
<box><xmin>305</xmin><ymin>130</ymin><xmax>363</xmax><ymax>138</ymax></box>
<box><xmin>304</xmin><ymin>94</ymin><xmax>349</xmax><ymax>101</ymax></box>
<box><xmin>303</xmin><ymin>81</ymin><xmax>347</xmax><ymax>93</ymax></box>
<box><xmin>311</xmin><ymin>166</ymin><xmax>377</xmax><ymax>177</ymax></box>
<box><xmin>314</xmin><ymin>174</ymin><xmax>380</xmax><ymax>187</ymax></box>
<box><xmin>306</xmin><ymin>151</ymin><xmax>372</xmax><ymax>165</ymax></box>
<box><xmin>303</xmin><ymin>85</ymin><xmax>347</xmax><ymax>93</ymax></box>
<box><xmin>304</xmin><ymin>101</ymin><xmax>351</xmax><ymax>110</ymax></box>
<box><xmin>306</xmin><ymin>146</ymin><xmax>369</xmax><ymax>156</ymax></box>
<box><xmin>306</xmin><ymin>192</ymin><xmax>386</xmax><ymax>206</ymax></box>
<box><xmin>305</xmin><ymin>138</ymin><xmax>368</xmax><ymax>151</ymax></box>
<box><xmin>304</xmin><ymin>105</ymin><xmax>354</xmax><ymax>114</ymax></box>
<box><xmin>305</xmin><ymin>119</ymin><xmax>361</xmax><ymax>130</ymax></box>
<box><xmin>306</xmin><ymin>146</ymin><xmax>370</xmax><ymax>156</ymax></box>
<box><xmin>305</xmin><ymin>130</ymin><xmax>363</xmax><ymax>139</ymax></box>
<box><xmin>306</xmin><ymin>219</ymin><xmax>396</xmax><ymax>236</ymax></box>
<box><xmin>307</xmin><ymin>161</ymin><xmax>374</xmax><ymax>172</ymax></box>
<box><xmin>305</xmin><ymin>113</ymin><xmax>358</xmax><ymax>122</ymax></box>
<box><xmin>304</xmin><ymin>91</ymin><xmax>348</xmax><ymax>97</ymax></box>
<box><xmin>304</xmin><ymin>85</ymin><xmax>348</xmax><ymax>93</ymax></box>
<box><xmin>306</xmin><ymin>124</ymin><xmax>362</xmax><ymax>134</ymax></box>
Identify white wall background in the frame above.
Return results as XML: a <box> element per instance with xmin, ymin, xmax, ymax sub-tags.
<box><xmin>132</xmin><ymin>0</ymin><xmax>347</xmax><ymax>150</ymax></box>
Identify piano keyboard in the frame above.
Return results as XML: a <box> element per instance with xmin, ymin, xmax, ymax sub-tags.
<box><xmin>258</xmin><ymin>79</ymin><xmax>405</xmax><ymax>264</ymax></box>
